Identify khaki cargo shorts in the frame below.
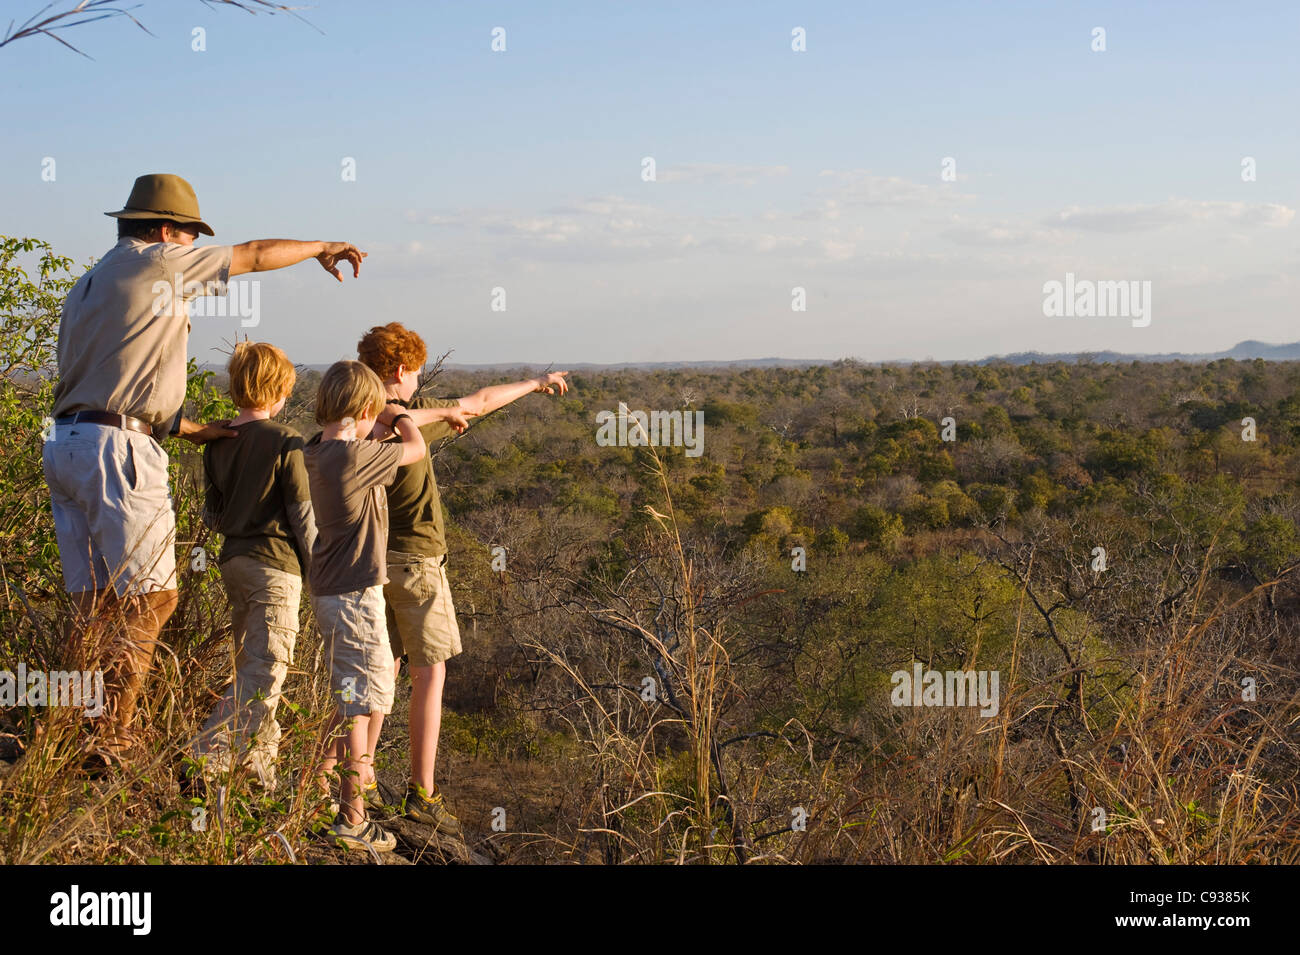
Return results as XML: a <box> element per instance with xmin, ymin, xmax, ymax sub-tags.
<box><xmin>42</xmin><ymin>421</ymin><xmax>176</xmax><ymax>596</ymax></box>
<box><xmin>194</xmin><ymin>556</ymin><xmax>302</xmax><ymax>787</ymax></box>
<box><xmin>312</xmin><ymin>584</ymin><xmax>394</xmax><ymax>717</ymax></box>
<box><xmin>384</xmin><ymin>551</ymin><xmax>462</xmax><ymax>667</ymax></box>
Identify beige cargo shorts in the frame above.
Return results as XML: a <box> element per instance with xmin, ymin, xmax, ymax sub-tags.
<box><xmin>384</xmin><ymin>551</ymin><xmax>462</xmax><ymax>667</ymax></box>
<box><xmin>312</xmin><ymin>584</ymin><xmax>394</xmax><ymax>717</ymax></box>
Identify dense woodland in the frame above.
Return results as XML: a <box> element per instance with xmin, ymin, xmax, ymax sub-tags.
<box><xmin>2</xmin><ymin>236</ymin><xmax>1298</xmax><ymax>863</ymax></box>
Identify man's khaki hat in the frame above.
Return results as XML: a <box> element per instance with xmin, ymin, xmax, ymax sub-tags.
<box><xmin>105</xmin><ymin>173</ymin><xmax>215</xmax><ymax>236</ymax></box>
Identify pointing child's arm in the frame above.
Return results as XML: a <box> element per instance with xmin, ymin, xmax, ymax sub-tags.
<box><xmin>391</xmin><ymin>414</ymin><xmax>427</xmax><ymax>466</ymax></box>
<box><xmin>457</xmin><ymin>372</ymin><xmax>570</xmax><ymax>417</ymax></box>
<box><xmin>378</xmin><ymin>402</ymin><xmax>473</xmax><ymax>434</ymax></box>
<box><xmin>426</xmin><ymin>405</ymin><xmax>474</xmax><ymax>432</ymax></box>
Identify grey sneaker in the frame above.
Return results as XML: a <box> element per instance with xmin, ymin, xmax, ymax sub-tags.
<box><xmin>403</xmin><ymin>783</ymin><xmax>461</xmax><ymax>837</ymax></box>
<box><xmin>329</xmin><ymin>813</ymin><xmax>396</xmax><ymax>852</ymax></box>
<box><xmin>363</xmin><ymin>779</ymin><xmax>395</xmax><ymax>811</ymax></box>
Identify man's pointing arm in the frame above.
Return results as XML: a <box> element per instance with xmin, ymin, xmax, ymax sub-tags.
<box><xmin>229</xmin><ymin>240</ymin><xmax>366</xmax><ymax>281</ymax></box>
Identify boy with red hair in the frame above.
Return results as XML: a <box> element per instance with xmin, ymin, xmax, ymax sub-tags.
<box><xmin>357</xmin><ymin>322</ymin><xmax>568</xmax><ymax>834</ymax></box>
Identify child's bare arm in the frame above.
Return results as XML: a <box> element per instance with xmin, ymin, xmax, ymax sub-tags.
<box><xmin>391</xmin><ymin>414</ymin><xmax>427</xmax><ymax>466</ymax></box>
<box><xmin>458</xmin><ymin>372</ymin><xmax>570</xmax><ymax>417</ymax></box>
<box><xmin>378</xmin><ymin>403</ymin><xmax>473</xmax><ymax>433</ymax></box>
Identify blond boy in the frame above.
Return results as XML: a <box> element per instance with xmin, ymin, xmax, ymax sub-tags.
<box><xmin>194</xmin><ymin>342</ymin><xmax>315</xmax><ymax>790</ymax></box>
<box><xmin>305</xmin><ymin>360</ymin><xmax>466</xmax><ymax>850</ymax></box>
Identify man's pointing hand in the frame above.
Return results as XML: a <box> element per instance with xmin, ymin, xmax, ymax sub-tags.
<box><xmin>317</xmin><ymin>242</ymin><xmax>367</xmax><ymax>281</ymax></box>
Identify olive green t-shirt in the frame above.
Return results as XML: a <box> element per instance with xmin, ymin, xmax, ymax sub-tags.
<box><xmin>203</xmin><ymin>419</ymin><xmax>312</xmax><ymax>575</ymax></box>
<box><xmin>385</xmin><ymin>396</ymin><xmax>459</xmax><ymax>557</ymax></box>
<box><xmin>303</xmin><ymin>436</ymin><xmax>404</xmax><ymax>596</ymax></box>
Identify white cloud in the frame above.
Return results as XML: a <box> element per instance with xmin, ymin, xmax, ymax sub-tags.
<box><xmin>816</xmin><ymin>169</ymin><xmax>974</xmax><ymax>206</ymax></box>
<box><xmin>942</xmin><ymin>217</ymin><xmax>1073</xmax><ymax>248</ymax></box>
<box><xmin>821</xmin><ymin>239</ymin><xmax>857</xmax><ymax>261</ymax></box>
<box><xmin>657</xmin><ymin>163</ymin><xmax>791</xmax><ymax>186</ymax></box>
<box><xmin>701</xmin><ymin>233</ymin><xmax>809</xmax><ymax>254</ymax></box>
<box><xmin>1047</xmin><ymin>199</ymin><xmax>1295</xmax><ymax>232</ymax></box>
<box><xmin>794</xmin><ymin>199</ymin><xmax>843</xmax><ymax>221</ymax></box>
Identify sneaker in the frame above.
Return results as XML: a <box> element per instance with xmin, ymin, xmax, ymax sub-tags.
<box><xmin>403</xmin><ymin>783</ymin><xmax>461</xmax><ymax>837</ymax></box>
<box><xmin>362</xmin><ymin>780</ymin><xmax>387</xmax><ymax>811</ymax></box>
<box><xmin>328</xmin><ymin>813</ymin><xmax>396</xmax><ymax>852</ymax></box>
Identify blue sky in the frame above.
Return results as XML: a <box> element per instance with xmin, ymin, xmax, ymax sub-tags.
<box><xmin>2</xmin><ymin>0</ymin><xmax>1297</xmax><ymax>365</ymax></box>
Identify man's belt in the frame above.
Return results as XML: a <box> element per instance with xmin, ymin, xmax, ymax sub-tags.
<box><xmin>55</xmin><ymin>411</ymin><xmax>153</xmax><ymax>436</ymax></box>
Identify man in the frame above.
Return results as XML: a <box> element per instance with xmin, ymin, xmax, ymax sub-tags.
<box><xmin>44</xmin><ymin>172</ymin><xmax>366</xmax><ymax>765</ymax></box>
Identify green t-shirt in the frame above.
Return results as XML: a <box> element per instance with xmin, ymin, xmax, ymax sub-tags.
<box><xmin>385</xmin><ymin>396</ymin><xmax>459</xmax><ymax>557</ymax></box>
<box><xmin>203</xmin><ymin>419</ymin><xmax>312</xmax><ymax>575</ymax></box>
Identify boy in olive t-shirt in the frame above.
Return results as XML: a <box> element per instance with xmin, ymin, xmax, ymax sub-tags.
<box><xmin>194</xmin><ymin>343</ymin><xmax>315</xmax><ymax>790</ymax></box>
<box><xmin>356</xmin><ymin>321</ymin><xmax>563</xmax><ymax>835</ymax></box>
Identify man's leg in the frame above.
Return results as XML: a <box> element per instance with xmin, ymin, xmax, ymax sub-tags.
<box><xmin>67</xmin><ymin>586</ymin><xmax>177</xmax><ymax>754</ymax></box>
<box><xmin>66</xmin><ymin>588</ymin><xmax>110</xmax><ymax>668</ymax></box>
<box><xmin>114</xmin><ymin>589</ymin><xmax>177</xmax><ymax>727</ymax></box>
<box><xmin>57</xmin><ymin>426</ymin><xmax>179</xmax><ymax>753</ymax></box>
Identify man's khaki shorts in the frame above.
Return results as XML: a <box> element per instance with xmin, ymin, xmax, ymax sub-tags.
<box><xmin>312</xmin><ymin>585</ymin><xmax>394</xmax><ymax>717</ymax></box>
<box><xmin>43</xmin><ymin>421</ymin><xmax>176</xmax><ymax>596</ymax></box>
<box><xmin>384</xmin><ymin>551</ymin><xmax>462</xmax><ymax>667</ymax></box>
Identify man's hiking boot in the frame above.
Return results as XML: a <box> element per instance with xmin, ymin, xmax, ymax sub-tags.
<box><xmin>80</xmin><ymin>751</ymin><xmax>117</xmax><ymax>778</ymax></box>
<box><xmin>0</xmin><ymin>732</ymin><xmax>24</xmax><ymax>761</ymax></box>
<box><xmin>403</xmin><ymin>783</ymin><xmax>461</xmax><ymax>837</ymax></box>
<box><xmin>328</xmin><ymin>813</ymin><xmax>396</xmax><ymax>853</ymax></box>
<box><xmin>79</xmin><ymin>735</ymin><xmax>131</xmax><ymax>778</ymax></box>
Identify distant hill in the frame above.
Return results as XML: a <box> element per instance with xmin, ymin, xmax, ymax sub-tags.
<box><xmin>974</xmin><ymin>340</ymin><xmax>1300</xmax><ymax>365</ymax></box>
<box><xmin>198</xmin><ymin>341</ymin><xmax>1300</xmax><ymax>374</ymax></box>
